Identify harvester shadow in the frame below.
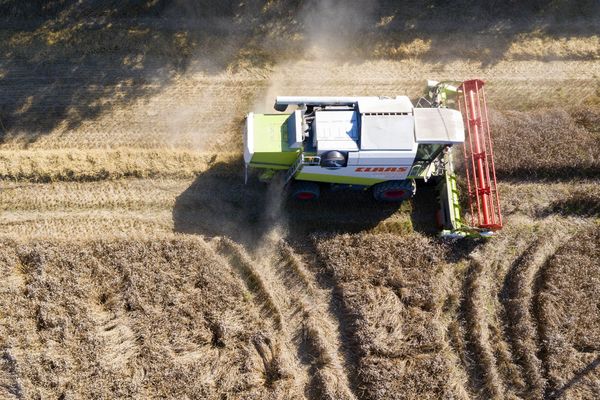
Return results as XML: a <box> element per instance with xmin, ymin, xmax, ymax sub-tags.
<box><xmin>172</xmin><ymin>159</ymin><xmax>445</xmax><ymax>246</ymax></box>
<box><xmin>537</xmin><ymin>191</ymin><xmax>600</xmax><ymax>218</ymax></box>
<box><xmin>172</xmin><ymin>160</ymin><xmax>269</xmax><ymax>246</ymax></box>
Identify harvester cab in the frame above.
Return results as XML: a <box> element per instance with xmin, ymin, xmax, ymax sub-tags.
<box><xmin>243</xmin><ymin>79</ymin><xmax>503</xmax><ymax>238</ymax></box>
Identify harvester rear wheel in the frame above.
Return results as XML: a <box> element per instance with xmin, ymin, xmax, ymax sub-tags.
<box><xmin>290</xmin><ymin>181</ymin><xmax>320</xmax><ymax>201</ymax></box>
<box><xmin>372</xmin><ymin>180</ymin><xmax>416</xmax><ymax>202</ymax></box>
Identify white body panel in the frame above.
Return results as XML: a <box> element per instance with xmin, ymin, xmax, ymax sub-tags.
<box><xmin>314</xmin><ymin>111</ymin><xmax>359</xmax><ymax>152</ymax></box>
<box><xmin>287</xmin><ymin>110</ymin><xmax>304</xmax><ymax>148</ymax></box>
<box><xmin>357</xmin><ymin>96</ymin><xmax>413</xmax><ymax>113</ymax></box>
<box><xmin>414</xmin><ymin>108</ymin><xmax>465</xmax><ymax>143</ymax></box>
<box><xmin>347</xmin><ymin>152</ymin><xmax>360</xmax><ymax>166</ymax></box>
<box><xmin>360</xmin><ymin>114</ymin><xmax>414</xmax><ymax>150</ymax></box>
<box><xmin>356</xmin><ymin>150</ymin><xmax>417</xmax><ymax>166</ymax></box>
<box><xmin>299</xmin><ymin>147</ymin><xmax>417</xmax><ymax>182</ymax></box>
<box><xmin>269</xmin><ymin>98</ymin><xmax>465</xmax><ymax>161</ymax></box>
<box><xmin>244</xmin><ymin>112</ymin><xmax>254</xmax><ymax>164</ymax></box>
<box><xmin>300</xmin><ymin>164</ymin><xmax>412</xmax><ymax>181</ymax></box>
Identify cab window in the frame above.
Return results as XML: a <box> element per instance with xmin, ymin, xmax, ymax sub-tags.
<box><xmin>415</xmin><ymin>144</ymin><xmax>444</xmax><ymax>161</ymax></box>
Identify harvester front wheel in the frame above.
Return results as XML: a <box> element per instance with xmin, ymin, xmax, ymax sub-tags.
<box><xmin>372</xmin><ymin>180</ymin><xmax>416</xmax><ymax>202</ymax></box>
<box><xmin>290</xmin><ymin>181</ymin><xmax>320</xmax><ymax>201</ymax></box>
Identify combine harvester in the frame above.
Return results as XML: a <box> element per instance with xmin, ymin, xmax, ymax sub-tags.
<box><xmin>243</xmin><ymin>80</ymin><xmax>502</xmax><ymax>237</ymax></box>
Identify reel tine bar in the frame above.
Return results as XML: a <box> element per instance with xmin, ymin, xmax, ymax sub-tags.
<box><xmin>458</xmin><ymin>79</ymin><xmax>503</xmax><ymax>230</ymax></box>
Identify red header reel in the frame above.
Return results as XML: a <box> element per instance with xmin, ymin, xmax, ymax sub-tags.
<box><xmin>457</xmin><ymin>79</ymin><xmax>503</xmax><ymax>231</ymax></box>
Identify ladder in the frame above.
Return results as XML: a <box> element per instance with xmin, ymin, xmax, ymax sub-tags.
<box><xmin>458</xmin><ymin>80</ymin><xmax>503</xmax><ymax>230</ymax></box>
<box><xmin>285</xmin><ymin>153</ymin><xmax>320</xmax><ymax>184</ymax></box>
<box><xmin>285</xmin><ymin>153</ymin><xmax>304</xmax><ymax>183</ymax></box>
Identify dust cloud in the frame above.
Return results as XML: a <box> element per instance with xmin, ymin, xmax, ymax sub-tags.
<box><xmin>251</xmin><ymin>0</ymin><xmax>379</xmax><ymax>112</ymax></box>
<box><xmin>299</xmin><ymin>0</ymin><xmax>377</xmax><ymax>59</ymax></box>
<box><xmin>252</xmin><ymin>173</ymin><xmax>290</xmax><ymax>258</ymax></box>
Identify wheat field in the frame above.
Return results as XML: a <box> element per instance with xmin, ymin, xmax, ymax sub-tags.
<box><xmin>1</xmin><ymin>1</ymin><xmax>599</xmax><ymax>399</ymax></box>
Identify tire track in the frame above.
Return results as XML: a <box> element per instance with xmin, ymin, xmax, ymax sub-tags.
<box><xmin>436</xmin><ymin>259</ymin><xmax>473</xmax><ymax>400</ymax></box>
<box><xmin>274</xmin><ymin>241</ymin><xmax>357</xmax><ymax>400</ymax></box>
<box><xmin>212</xmin><ymin>235</ymin><xmax>357</xmax><ymax>399</ymax></box>
<box><xmin>212</xmin><ymin>237</ymin><xmax>310</xmax><ymax>398</ymax></box>
<box><xmin>212</xmin><ymin>237</ymin><xmax>283</xmax><ymax>330</ymax></box>
<box><xmin>532</xmin><ymin>251</ymin><xmax>559</xmax><ymax>400</ymax></box>
<box><xmin>499</xmin><ymin>230</ymin><xmax>571</xmax><ymax>399</ymax></box>
<box><xmin>529</xmin><ymin>227</ymin><xmax>591</xmax><ymax>399</ymax></box>
<box><xmin>461</xmin><ymin>258</ymin><xmax>505</xmax><ymax>399</ymax></box>
<box><xmin>0</xmin><ymin>350</ymin><xmax>23</xmax><ymax>400</ymax></box>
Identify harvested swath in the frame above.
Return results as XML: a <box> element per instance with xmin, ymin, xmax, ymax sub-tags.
<box><xmin>0</xmin><ymin>149</ymin><xmax>237</xmax><ymax>182</ymax></box>
<box><xmin>0</xmin><ymin>179</ymin><xmax>187</xmax><ymax>212</ymax></box>
<box><xmin>0</xmin><ymin>178</ymin><xmax>190</xmax><ymax>240</ymax></box>
<box><xmin>487</xmin><ymin>321</ymin><xmax>526</xmax><ymax>394</ymax></box>
<box><xmin>0</xmin><ymin>210</ymin><xmax>176</xmax><ymax>241</ymax></box>
<box><xmin>535</xmin><ymin>225</ymin><xmax>600</xmax><ymax>399</ymax></box>
<box><xmin>314</xmin><ymin>233</ymin><xmax>467</xmax><ymax>399</ymax></box>
<box><xmin>0</xmin><ymin>238</ymin><xmax>304</xmax><ymax>399</ymax></box>
<box><xmin>490</xmin><ymin>107</ymin><xmax>600</xmax><ymax>179</ymax></box>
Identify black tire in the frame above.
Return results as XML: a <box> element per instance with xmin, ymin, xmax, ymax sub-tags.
<box><xmin>372</xmin><ymin>180</ymin><xmax>416</xmax><ymax>202</ymax></box>
<box><xmin>290</xmin><ymin>181</ymin><xmax>320</xmax><ymax>201</ymax></box>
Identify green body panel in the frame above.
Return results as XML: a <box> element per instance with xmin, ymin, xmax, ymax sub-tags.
<box><xmin>296</xmin><ymin>169</ymin><xmax>432</xmax><ymax>186</ymax></box>
<box><xmin>249</xmin><ymin>114</ymin><xmax>299</xmax><ymax>169</ymax></box>
<box><xmin>427</xmin><ymin>81</ymin><xmax>461</xmax><ymax>107</ymax></box>
<box><xmin>437</xmin><ymin>151</ymin><xmax>464</xmax><ymax>231</ymax></box>
<box><xmin>444</xmin><ymin>171</ymin><xmax>463</xmax><ymax>229</ymax></box>
<box><xmin>251</xmin><ymin>153</ymin><xmax>300</xmax><ymax>169</ymax></box>
<box><xmin>295</xmin><ymin>171</ymin><xmax>385</xmax><ymax>186</ymax></box>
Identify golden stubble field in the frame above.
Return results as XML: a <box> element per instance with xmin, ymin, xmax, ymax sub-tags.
<box><xmin>0</xmin><ymin>3</ymin><xmax>599</xmax><ymax>399</ymax></box>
